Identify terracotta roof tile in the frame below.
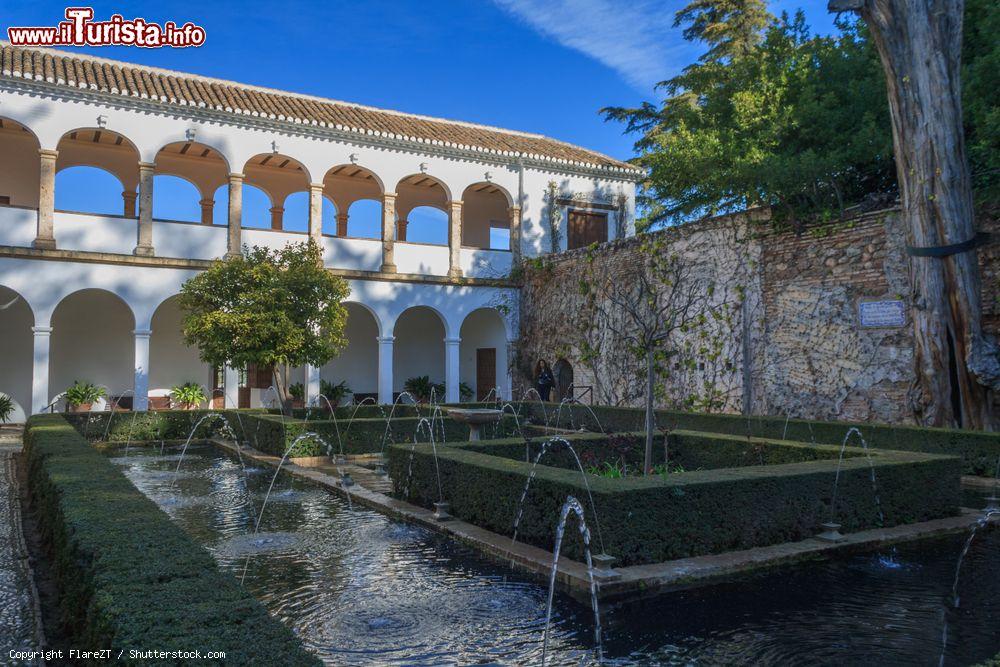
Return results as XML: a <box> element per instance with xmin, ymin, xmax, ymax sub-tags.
<box><xmin>0</xmin><ymin>44</ymin><xmax>639</xmax><ymax>174</ymax></box>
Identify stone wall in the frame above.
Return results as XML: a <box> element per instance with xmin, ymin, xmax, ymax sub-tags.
<box><xmin>517</xmin><ymin>206</ymin><xmax>999</xmax><ymax>425</ymax></box>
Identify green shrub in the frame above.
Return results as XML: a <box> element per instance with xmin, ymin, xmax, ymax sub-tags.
<box><xmin>522</xmin><ymin>403</ymin><xmax>1000</xmax><ymax>476</ymax></box>
<box><xmin>288</xmin><ymin>382</ymin><xmax>305</xmax><ymax>401</ymax></box>
<box><xmin>0</xmin><ymin>393</ymin><xmax>13</xmax><ymax>423</ymax></box>
<box><xmin>319</xmin><ymin>379</ymin><xmax>351</xmax><ymax>405</ymax></box>
<box><xmin>23</xmin><ymin>414</ymin><xmax>319</xmax><ymax>665</ymax></box>
<box><xmin>169</xmin><ymin>382</ymin><xmax>207</xmax><ymax>408</ymax></box>
<box><xmin>389</xmin><ymin>434</ymin><xmax>960</xmax><ymax>566</ymax></box>
<box><xmin>63</xmin><ymin>409</ymin><xmax>266</xmax><ymax>443</ymax></box>
<box><xmin>64</xmin><ymin>380</ymin><xmax>106</xmax><ymax>408</ymax></box>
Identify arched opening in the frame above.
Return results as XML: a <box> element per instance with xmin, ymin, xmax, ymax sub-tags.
<box><xmin>460</xmin><ymin>308</ymin><xmax>509</xmax><ymax>401</ymax></box>
<box><xmin>213</xmin><ymin>182</ymin><xmax>272</xmax><ymax>229</ymax></box>
<box><xmin>0</xmin><ymin>117</ymin><xmax>40</xmax><ymax>209</ymax></box>
<box><xmin>324</xmin><ymin>164</ymin><xmax>383</xmax><ymax>238</ymax></box>
<box><xmin>283</xmin><ymin>191</ymin><xmax>336</xmax><ymax>234</ymax></box>
<box><xmin>152</xmin><ymin>175</ymin><xmax>202</xmax><ymax>223</ymax></box>
<box><xmin>243</xmin><ymin>153</ymin><xmax>310</xmax><ymax>231</ymax></box>
<box><xmin>55</xmin><ymin>166</ymin><xmax>128</xmax><ymax>216</ymax></box>
<box><xmin>50</xmin><ymin>289</ymin><xmax>135</xmax><ymax>410</ymax></box>
<box><xmin>0</xmin><ymin>285</ymin><xmax>33</xmax><ymax>422</ymax></box>
<box><xmin>154</xmin><ymin>141</ymin><xmax>229</xmax><ymax>224</ymax></box>
<box><xmin>321</xmin><ymin>302</ymin><xmax>380</xmax><ymax>404</ymax></box>
<box><xmin>396</xmin><ymin>174</ymin><xmax>449</xmax><ymax>245</ymax></box>
<box><xmin>393</xmin><ymin>306</ymin><xmax>446</xmax><ymax>397</ymax></box>
<box><xmin>462</xmin><ymin>183</ymin><xmax>512</xmax><ymax>250</ymax></box>
<box><xmin>553</xmin><ymin>358</ymin><xmax>574</xmax><ymax>402</ymax></box>
<box><xmin>149</xmin><ymin>295</ymin><xmax>212</xmax><ymax>409</ymax></box>
<box><xmin>346</xmin><ymin>199</ymin><xmax>381</xmax><ymax>239</ymax></box>
<box><xmin>55</xmin><ymin>128</ymin><xmax>140</xmax><ymax>216</ymax></box>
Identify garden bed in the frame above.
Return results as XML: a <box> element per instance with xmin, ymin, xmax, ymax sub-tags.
<box><xmin>389</xmin><ymin>431</ymin><xmax>960</xmax><ymax>567</ymax></box>
<box><xmin>22</xmin><ymin>414</ymin><xmax>318</xmax><ymax>665</ymax></box>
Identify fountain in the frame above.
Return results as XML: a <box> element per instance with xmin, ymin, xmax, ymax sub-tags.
<box><xmin>541</xmin><ymin>496</ymin><xmax>602</xmax><ymax>666</ymax></box>
<box><xmin>446</xmin><ymin>406</ymin><xmax>503</xmax><ymax>441</ymax></box>
<box><xmin>821</xmin><ymin>427</ymin><xmax>885</xmax><ymax>543</ymax></box>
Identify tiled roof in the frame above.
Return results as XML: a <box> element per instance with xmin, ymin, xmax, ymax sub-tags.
<box><xmin>0</xmin><ymin>43</ymin><xmax>641</xmax><ymax>177</ymax></box>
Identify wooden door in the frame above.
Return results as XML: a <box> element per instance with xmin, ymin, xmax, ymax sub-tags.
<box><xmin>476</xmin><ymin>348</ymin><xmax>496</xmax><ymax>401</ymax></box>
<box><xmin>568</xmin><ymin>211</ymin><xmax>608</xmax><ymax>250</ymax></box>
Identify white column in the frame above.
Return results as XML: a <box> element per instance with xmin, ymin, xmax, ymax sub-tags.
<box><xmin>377</xmin><ymin>336</ymin><xmax>394</xmax><ymax>404</ymax></box>
<box><xmin>445</xmin><ymin>336</ymin><xmax>461</xmax><ymax>403</ymax></box>
<box><xmin>306</xmin><ymin>364</ymin><xmax>321</xmax><ymax>406</ymax></box>
<box><xmin>133</xmin><ymin>329</ymin><xmax>151</xmax><ymax>411</ymax></box>
<box><xmin>31</xmin><ymin>326</ymin><xmax>52</xmax><ymax>414</ymax></box>
<box><xmin>224</xmin><ymin>365</ymin><xmax>240</xmax><ymax>408</ymax></box>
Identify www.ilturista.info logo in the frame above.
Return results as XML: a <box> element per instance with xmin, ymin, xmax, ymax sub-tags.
<box><xmin>7</xmin><ymin>7</ymin><xmax>206</xmax><ymax>48</ymax></box>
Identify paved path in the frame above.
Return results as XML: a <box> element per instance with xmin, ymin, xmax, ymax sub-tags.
<box><xmin>0</xmin><ymin>425</ymin><xmax>44</xmax><ymax>665</ymax></box>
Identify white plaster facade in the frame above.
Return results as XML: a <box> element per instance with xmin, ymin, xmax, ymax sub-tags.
<box><xmin>0</xmin><ymin>46</ymin><xmax>638</xmax><ymax>419</ymax></box>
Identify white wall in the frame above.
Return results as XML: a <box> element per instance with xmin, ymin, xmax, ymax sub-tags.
<box><xmin>0</xmin><ymin>206</ymin><xmax>37</xmax><ymax>247</ymax></box>
<box><xmin>149</xmin><ymin>296</ymin><xmax>210</xmax><ymax>394</ymax></box>
<box><xmin>394</xmin><ymin>243</ymin><xmax>450</xmax><ymax>276</ymax></box>
<box><xmin>459</xmin><ymin>308</ymin><xmax>509</xmax><ymax>399</ymax></box>
<box><xmin>53</xmin><ymin>212</ymin><xmax>138</xmax><ymax>254</ymax></box>
<box><xmin>50</xmin><ymin>289</ymin><xmax>135</xmax><ymax>404</ymax></box>
<box><xmin>153</xmin><ymin>219</ymin><xmax>228</xmax><ymax>260</ymax></box>
<box><xmin>393</xmin><ymin>307</ymin><xmax>445</xmax><ymax>391</ymax></box>
<box><xmin>321</xmin><ymin>303</ymin><xmax>379</xmax><ymax>396</ymax></box>
<box><xmin>0</xmin><ymin>286</ymin><xmax>33</xmax><ymax>422</ymax></box>
<box><xmin>461</xmin><ymin>249</ymin><xmax>512</xmax><ymax>278</ymax></box>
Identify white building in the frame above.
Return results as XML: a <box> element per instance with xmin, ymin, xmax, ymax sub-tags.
<box><xmin>0</xmin><ymin>43</ymin><xmax>639</xmax><ymax>421</ymax></box>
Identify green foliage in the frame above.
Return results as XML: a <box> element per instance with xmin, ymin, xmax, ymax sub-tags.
<box><xmin>62</xmin><ymin>409</ymin><xmax>262</xmax><ymax>442</ymax></box>
<box><xmin>963</xmin><ymin>0</ymin><xmax>1000</xmax><ymax>202</ymax></box>
<box><xmin>673</xmin><ymin>0</ymin><xmax>771</xmax><ymax>63</ymax></box>
<box><xmin>64</xmin><ymin>380</ymin><xmax>106</xmax><ymax>407</ymax></box>
<box><xmin>169</xmin><ymin>382</ymin><xmax>206</xmax><ymax>407</ymax></box>
<box><xmin>0</xmin><ymin>393</ymin><xmax>13</xmax><ymax>423</ymax></box>
<box><xmin>319</xmin><ymin>379</ymin><xmax>351</xmax><ymax>405</ymax></box>
<box><xmin>403</xmin><ymin>376</ymin><xmax>439</xmax><ymax>403</ymax></box>
<box><xmin>288</xmin><ymin>382</ymin><xmax>305</xmax><ymax>401</ymax></box>
<box><xmin>179</xmin><ymin>240</ymin><xmax>350</xmax><ymax>378</ymax></box>
<box><xmin>22</xmin><ymin>414</ymin><xmax>319</xmax><ymax>665</ymax></box>
<box><xmin>390</xmin><ymin>433</ymin><xmax>959</xmax><ymax>566</ymax></box>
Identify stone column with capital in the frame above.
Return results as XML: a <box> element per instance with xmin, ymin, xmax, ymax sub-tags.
<box><xmin>199</xmin><ymin>198</ymin><xmax>214</xmax><ymax>225</ymax></box>
<box><xmin>377</xmin><ymin>335</ymin><xmax>394</xmax><ymax>404</ymax></box>
<box><xmin>135</xmin><ymin>162</ymin><xmax>155</xmax><ymax>256</ymax></box>
<box><xmin>31</xmin><ymin>325</ymin><xmax>52</xmax><ymax>414</ymax></box>
<box><xmin>397</xmin><ymin>218</ymin><xmax>408</xmax><ymax>242</ymax></box>
<box><xmin>308</xmin><ymin>183</ymin><xmax>324</xmax><ymax>245</ymax></box>
<box><xmin>269</xmin><ymin>206</ymin><xmax>284</xmax><ymax>230</ymax></box>
<box><xmin>508</xmin><ymin>205</ymin><xmax>522</xmax><ymax>263</ymax></box>
<box><xmin>448</xmin><ymin>200</ymin><xmax>463</xmax><ymax>278</ymax></box>
<box><xmin>381</xmin><ymin>193</ymin><xmax>397</xmax><ymax>273</ymax></box>
<box><xmin>133</xmin><ymin>329</ymin><xmax>152</xmax><ymax>411</ymax></box>
<box><xmin>122</xmin><ymin>190</ymin><xmax>138</xmax><ymax>218</ymax></box>
<box><xmin>336</xmin><ymin>212</ymin><xmax>349</xmax><ymax>237</ymax></box>
<box><xmin>226</xmin><ymin>173</ymin><xmax>244</xmax><ymax>258</ymax></box>
<box><xmin>34</xmin><ymin>149</ymin><xmax>58</xmax><ymax>249</ymax></box>
<box><xmin>444</xmin><ymin>337</ymin><xmax>461</xmax><ymax>403</ymax></box>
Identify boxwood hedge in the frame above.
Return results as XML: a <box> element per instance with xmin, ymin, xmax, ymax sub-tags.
<box><xmin>523</xmin><ymin>403</ymin><xmax>1000</xmax><ymax>476</ymax></box>
<box><xmin>23</xmin><ymin>414</ymin><xmax>318</xmax><ymax>665</ymax></box>
<box><xmin>389</xmin><ymin>434</ymin><xmax>960</xmax><ymax>566</ymax></box>
<box><xmin>62</xmin><ymin>409</ymin><xmax>267</xmax><ymax>443</ymax></box>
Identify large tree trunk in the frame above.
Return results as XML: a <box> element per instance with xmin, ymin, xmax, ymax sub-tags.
<box><xmin>848</xmin><ymin>0</ymin><xmax>999</xmax><ymax>429</ymax></box>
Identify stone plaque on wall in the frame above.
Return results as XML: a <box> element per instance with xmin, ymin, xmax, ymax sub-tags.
<box><xmin>858</xmin><ymin>299</ymin><xmax>906</xmax><ymax>328</ymax></box>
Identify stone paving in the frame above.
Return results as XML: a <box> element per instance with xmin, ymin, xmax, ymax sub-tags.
<box><xmin>0</xmin><ymin>425</ymin><xmax>44</xmax><ymax>665</ymax></box>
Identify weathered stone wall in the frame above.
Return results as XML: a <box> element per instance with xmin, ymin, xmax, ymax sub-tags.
<box><xmin>517</xmin><ymin>206</ymin><xmax>1000</xmax><ymax>425</ymax></box>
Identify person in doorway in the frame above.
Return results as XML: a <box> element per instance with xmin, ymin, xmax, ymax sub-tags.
<box><xmin>534</xmin><ymin>359</ymin><xmax>555</xmax><ymax>402</ymax></box>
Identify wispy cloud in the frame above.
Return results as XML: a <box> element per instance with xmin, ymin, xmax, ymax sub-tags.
<box><xmin>492</xmin><ymin>0</ymin><xmax>691</xmax><ymax>92</ymax></box>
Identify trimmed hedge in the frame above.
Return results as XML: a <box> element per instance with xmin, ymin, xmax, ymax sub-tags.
<box><xmin>285</xmin><ymin>401</ymin><xmax>499</xmax><ymax>421</ymax></box>
<box><xmin>523</xmin><ymin>402</ymin><xmax>1000</xmax><ymax>476</ymax></box>
<box><xmin>452</xmin><ymin>430</ymin><xmax>862</xmax><ymax>472</ymax></box>
<box><xmin>389</xmin><ymin>434</ymin><xmax>960</xmax><ymax>566</ymax></box>
<box><xmin>62</xmin><ymin>409</ymin><xmax>267</xmax><ymax>442</ymax></box>
<box><xmin>23</xmin><ymin>414</ymin><xmax>319</xmax><ymax>665</ymax></box>
<box><xmin>228</xmin><ymin>412</ymin><xmax>523</xmax><ymax>458</ymax></box>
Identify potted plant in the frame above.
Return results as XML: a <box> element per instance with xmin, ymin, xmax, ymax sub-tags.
<box><xmin>403</xmin><ymin>376</ymin><xmax>435</xmax><ymax>403</ymax></box>
<box><xmin>319</xmin><ymin>379</ymin><xmax>351</xmax><ymax>409</ymax></box>
<box><xmin>0</xmin><ymin>393</ymin><xmax>13</xmax><ymax>423</ymax></box>
<box><xmin>288</xmin><ymin>382</ymin><xmax>305</xmax><ymax>409</ymax></box>
<box><xmin>170</xmin><ymin>382</ymin><xmax>206</xmax><ymax>410</ymax></box>
<box><xmin>65</xmin><ymin>381</ymin><xmax>106</xmax><ymax>413</ymax></box>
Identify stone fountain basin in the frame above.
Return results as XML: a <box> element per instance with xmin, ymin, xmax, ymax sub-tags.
<box><xmin>445</xmin><ymin>408</ymin><xmax>503</xmax><ymax>425</ymax></box>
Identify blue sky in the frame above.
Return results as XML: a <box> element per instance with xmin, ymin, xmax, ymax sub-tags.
<box><xmin>5</xmin><ymin>0</ymin><xmax>837</xmax><ymax>160</ymax></box>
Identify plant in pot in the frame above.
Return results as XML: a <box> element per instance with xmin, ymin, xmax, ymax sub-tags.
<box><xmin>170</xmin><ymin>382</ymin><xmax>206</xmax><ymax>410</ymax></box>
<box><xmin>319</xmin><ymin>379</ymin><xmax>351</xmax><ymax>409</ymax></box>
<box><xmin>0</xmin><ymin>393</ymin><xmax>14</xmax><ymax>423</ymax></box>
<box><xmin>288</xmin><ymin>382</ymin><xmax>305</xmax><ymax>409</ymax></box>
<box><xmin>65</xmin><ymin>381</ymin><xmax>106</xmax><ymax>413</ymax></box>
<box><xmin>403</xmin><ymin>375</ymin><xmax>436</xmax><ymax>403</ymax></box>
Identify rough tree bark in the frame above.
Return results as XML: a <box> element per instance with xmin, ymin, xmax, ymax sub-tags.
<box><xmin>831</xmin><ymin>0</ymin><xmax>999</xmax><ymax>429</ymax></box>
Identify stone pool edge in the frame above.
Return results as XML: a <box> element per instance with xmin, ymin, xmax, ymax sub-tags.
<box><xmin>210</xmin><ymin>438</ymin><xmax>997</xmax><ymax>605</ymax></box>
